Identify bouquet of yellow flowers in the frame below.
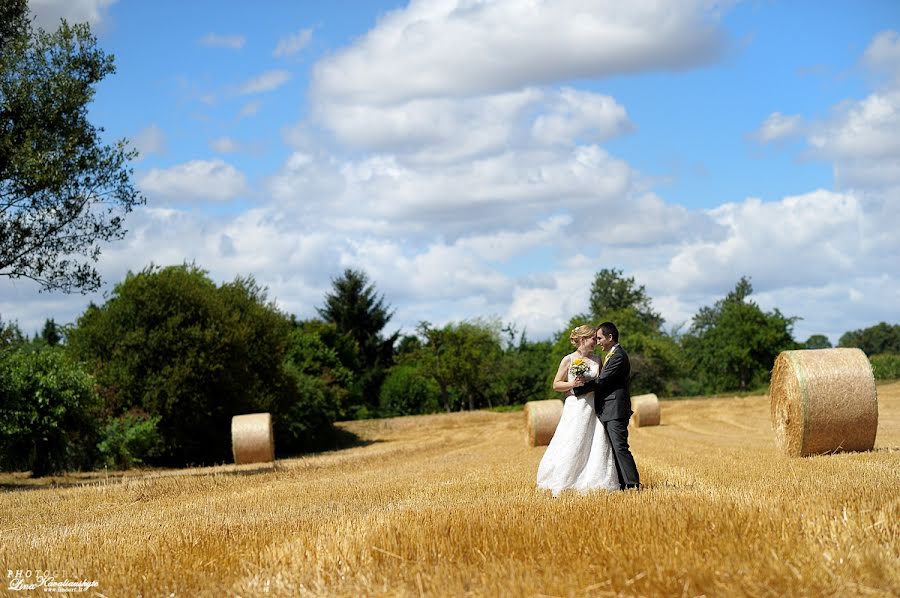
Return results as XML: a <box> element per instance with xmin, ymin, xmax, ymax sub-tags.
<box><xmin>569</xmin><ymin>357</ymin><xmax>590</xmax><ymax>378</ymax></box>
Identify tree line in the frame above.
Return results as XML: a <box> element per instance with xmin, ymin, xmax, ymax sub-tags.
<box><xmin>2</xmin><ymin>264</ymin><xmax>899</xmax><ymax>476</ymax></box>
<box><xmin>2</xmin><ymin>5</ymin><xmax>898</xmax><ymax>476</ymax></box>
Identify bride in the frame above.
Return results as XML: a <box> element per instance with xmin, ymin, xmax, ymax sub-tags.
<box><xmin>536</xmin><ymin>324</ymin><xmax>619</xmax><ymax>496</ymax></box>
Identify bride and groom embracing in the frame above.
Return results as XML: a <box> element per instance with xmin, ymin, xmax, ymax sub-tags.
<box><xmin>536</xmin><ymin>322</ymin><xmax>641</xmax><ymax>496</ymax></box>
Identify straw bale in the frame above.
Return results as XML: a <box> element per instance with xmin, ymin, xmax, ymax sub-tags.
<box><xmin>231</xmin><ymin>412</ymin><xmax>275</xmax><ymax>464</ymax></box>
<box><xmin>630</xmin><ymin>393</ymin><xmax>660</xmax><ymax>427</ymax></box>
<box><xmin>524</xmin><ymin>399</ymin><xmax>564</xmax><ymax>447</ymax></box>
<box><xmin>770</xmin><ymin>348</ymin><xmax>878</xmax><ymax>457</ymax></box>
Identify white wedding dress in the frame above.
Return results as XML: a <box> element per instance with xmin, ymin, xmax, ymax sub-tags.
<box><xmin>536</xmin><ymin>355</ymin><xmax>620</xmax><ymax>496</ymax></box>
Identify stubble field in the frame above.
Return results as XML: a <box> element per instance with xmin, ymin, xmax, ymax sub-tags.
<box><xmin>2</xmin><ymin>383</ymin><xmax>898</xmax><ymax>597</ymax></box>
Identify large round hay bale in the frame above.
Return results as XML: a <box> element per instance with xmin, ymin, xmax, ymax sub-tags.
<box><xmin>231</xmin><ymin>412</ymin><xmax>275</xmax><ymax>464</ymax></box>
<box><xmin>630</xmin><ymin>393</ymin><xmax>660</xmax><ymax>427</ymax></box>
<box><xmin>770</xmin><ymin>348</ymin><xmax>878</xmax><ymax>457</ymax></box>
<box><xmin>524</xmin><ymin>399</ymin><xmax>564</xmax><ymax>447</ymax></box>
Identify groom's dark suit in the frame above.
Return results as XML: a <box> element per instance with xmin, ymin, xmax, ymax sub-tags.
<box><xmin>572</xmin><ymin>345</ymin><xmax>640</xmax><ymax>489</ymax></box>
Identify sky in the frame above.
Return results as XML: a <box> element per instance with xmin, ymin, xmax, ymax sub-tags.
<box><xmin>3</xmin><ymin>0</ymin><xmax>899</xmax><ymax>344</ymax></box>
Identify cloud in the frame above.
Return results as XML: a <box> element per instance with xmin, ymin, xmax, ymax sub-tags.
<box><xmin>862</xmin><ymin>29</ymin><xmax>900</xmax><ymax>85</ymax></box>
<box><xmin>239</xmin><ymin>70</ymin><xmax>291</xmax><ymax>94</ymax></box>
<box><xmin>274</xmin><ymin>28</ymin><xmax>313</xmax><ymax>58</ymax></box>
<box><xmin>752</xmin><ymin>112</ymin><xmax>803</xmax><ymax>143</ymax></box>
<box><xmin>138</xmin><ymin>159</ymin><xmax>248</xmax><ymax>202</ymax></box>
<box><xmin>240</xmin><ymin>100</ymin><xmax>263</xmax><ymax>118</ymax></box>
<box><xmin>199</xmin><ymin>33</ymin><xmax>246</xmax><ymax>49</ymax></box>
<box><xmin>312</xmin><ymin>0</ymin><xmax>727</xmax><ymax>106</ymax></box>
<box><xmin>531</xmin><ymin>87</ymin><xmax>634</xmax><ymax>146</ymax></box>
<box><xmin>131</xmin><ymin>124</ymin><xmax>165</xmax><ymax>159</ymax></box>
<box><xmin>28</xmin><ymin>0</ymin><xmax>117</xmax><ymax>30</ymax></box>
<box><xmin>210</xmin><ymin>137</ymin><xmax>239</xmax><ymax>154</ymax></box>
<box><xmin>657</xmin><ymin>190</ymin><xmax>867</xmax><ymax>296</ymax></box>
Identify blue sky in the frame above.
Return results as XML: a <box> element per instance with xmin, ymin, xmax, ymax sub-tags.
<box><xmin>4</xmin><ymin>0</ymin><xmax>899</xmax><ymax>344</ymax></box>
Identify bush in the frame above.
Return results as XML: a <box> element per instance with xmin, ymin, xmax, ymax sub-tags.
<box><xmin>97</xmin><ymin>411</ymin><xmax>163</xmax><ymax>469</ymax></box>
<box><xmin>379</xmin><ymin>364</ymin><xmax>441</xmax><ymax>416</ymax></box>
<box><xmin>0</xmin><ymin>347</ymin><xmax>100</xmax><ymax>476</ymax></box>
<box><xmin>66</xmin><ymin>264</ymin><xmax>337</xmax><ymax>466</ymax></box>
<box><xmin>870</xmin><ymin>353</ymin><xmax>900</xmax><ymax>381</ymax></box>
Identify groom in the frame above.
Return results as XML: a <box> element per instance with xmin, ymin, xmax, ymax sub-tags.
<box><xmin>573</xmin><ymin>322</ymin><xmax>641</xmax><ymax>490</ymax></box>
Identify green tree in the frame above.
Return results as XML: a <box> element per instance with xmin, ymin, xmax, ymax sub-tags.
<box><xmin>589</xmin><ymin>268</ymin><xmax>662</xmax><ymax>331</ymax></box>
<box><xmin>0</xmin><ymin>346</ymin><xmax>101</xmax><ymax>476</ymax></box>
<box><xmin>682</xmin><ymin>277</ymin><xmax>798</xmax><ymax>393</ymax></box>
<box><xmin>38</xmin><ymin>318</ymin><xmax>63</xmax><ymax>346</ymax></box>
<box><xmin>412</xmin><ymin>319</ymin><xmax>505</xmax><ymax>411</ymax></box>
<box><xmin>838</xmin><ymin>322</ymin><xmax>900</xmax><ymax>356</ymax></box>
<box><xmin>317</xmin><ymin>269</ymin><xmax>399</xmax><ymax>415</ymax></box>
<box><xmin>1</xmin><ymin>1</ymin><xmax>143</xmax><ymax>292</ymax></box>
<box><xmin>1</xmin><ymin>314</ymin><xmax>25</xmax><ymax>348</ymax></box>
<box><xmin>803</xmin><ymin>334</ymin><xmax>832</xmax><ymax>350</ymax></box>
<box><xmin>66</xmin><ymin>264</ymin><xmax>331</xmax><ymax>465</ymax></box>
<box><xmin>379</xmin><ymin>364</ymin><xmax>441</xmax><ymax>416</ymax></box>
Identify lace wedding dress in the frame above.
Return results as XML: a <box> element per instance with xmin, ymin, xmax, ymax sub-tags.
<box><xmin>536</xmin><ymin>355</ymin><xmax>620</xmax><ymax>496</ymax></box>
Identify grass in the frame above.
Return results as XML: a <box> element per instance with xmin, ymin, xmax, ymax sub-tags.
<box><xmin>1</xmin><ymin>383</ymin><xmax>898</xmax><ymax>596</ymax></box>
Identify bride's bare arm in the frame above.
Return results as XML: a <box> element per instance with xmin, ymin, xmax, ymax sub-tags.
<box><xmin>552</xmin><ymin>355</ymin><xmax>582</xmax><ymax>393</ymax></box>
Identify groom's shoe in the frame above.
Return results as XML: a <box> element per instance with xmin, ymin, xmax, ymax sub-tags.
<box><xmin>624</xmin><ymin>483</ymin><xmax>643</xmax><ymax>491</ymax></box>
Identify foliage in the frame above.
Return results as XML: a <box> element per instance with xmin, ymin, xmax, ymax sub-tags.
<box><xmin>97</xmin><ymin>410</ymin><xmax>163</xmax><ymax>470</ymax></box>
<box><xmin>0</xmin><ymin>346</ymin><xmax>100</xmax><ymax>476</ymax></box>
<box><xmin>66</xmin><ymin>264</ymin><xmax>334</xmax><ymax>465</ymax></box>
<box><xmin>276</xmin><ymin>365</ymin><xmax>342</xmax><ymax>452</ymax></box>
<box><xmin>589</xmin><ymin>268</ymin><xmax>662</xmax><ymax>331</ymax></box>
<box><xmin>1</xmin><ymin>314</ymin><xmax>25</xmax><ymax>348</ymax></box>
<box><xmin>317</xmin><ymin>269</ymin><xmax>399</xmax><ymax>413</ymax></box>
<box><xmin>803</xmin><ymin>334</ymin><xmax>832</xmax><ymax>350</ymax></box>
<box><xmin>378</xmin><ymin>364</ymin><xmax>441</xmax><ymax>416</ymax></box>
<box><xmin>0</xmin><ymin>2</ymin><xmax>143</xmax><ymax>292</ymax></box>
<box><xmin>839</xmin><ymin>322</ymin><xmax>900</xmax><ymax>356</ymax></box>
<box><xmin>411</xmin><ymin>319</ymin><xmax>506</xmax><ymax>411</ymax></box>
<box><xmin>869</xmin><ymin>353</ymin><xmax>900</xmax><ymax>381</ymax></box>
<box><xmin>682</xmin><ymin>277</ymin><xmax>798</xmax><ymax>393</ymax></box>
<box><xmin>284</xmin><ymin>319</ymin><xmax>357</xmax><ymax>419</ymax></box>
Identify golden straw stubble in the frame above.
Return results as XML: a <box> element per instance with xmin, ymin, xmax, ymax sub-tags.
<box><xmin>769</xmin><ymin>348</ymin><xmax>878</xmax><ymax>457</ymax></box>
<box><xmin>231</xmin><ymin>412</ymin><xmax>275</xmax><ymax>464</ymax></box>
<box><xmin>523</xmin><ymin>399</ymin><xmax>563</xmax><ymax>446</ymax></box>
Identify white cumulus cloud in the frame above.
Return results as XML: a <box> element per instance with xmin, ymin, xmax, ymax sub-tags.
<box><xmin>139</xmin><ymin>159</ymin><xmax>248</xmax><ymax>202</ymax></box>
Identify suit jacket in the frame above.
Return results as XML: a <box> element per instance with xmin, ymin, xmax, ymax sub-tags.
<box><xmin>572</xmin><ymin>345</ymin><xmax>631</xmax><ymax>422</ymax></box>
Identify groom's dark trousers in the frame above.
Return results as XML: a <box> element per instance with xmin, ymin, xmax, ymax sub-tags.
<box><xmin>573</xmin><ymin>345</ymin><xmax>641</xmax><ymax>489</ymax></box>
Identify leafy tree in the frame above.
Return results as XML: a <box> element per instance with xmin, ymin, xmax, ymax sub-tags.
<box><xmin>66</xmin><ymin>264</ymin><xmax>331</xmax><ymax>465</ymax></box>
<box><xmin>412</xmin><ymin>319</ymin><xmax>506</xmax><ymax>411</ymax></box>
<box><xmin>317</xmin><ymin>269</ymin><xmax>399</xmax><ymax>414</ymax></box>
<box><xmin>97</xmin><ymin>410</ymin><xmax>162</xmax><ymax>470</ymax></box>
<box><xmin>838</xmin><ymin>322</ymin><xmax>900</xmax><ymax>356</ymax></box>
<box><xmin>1</xmin><ymin>314</ymin><xmax>25</xmax><ymax>348</ymax></box>
<box><xmin>0</xmin><ymin>346</ymin><xmax>101</xmax><ymax>476</ymax></box>
<box><xmin>38</xmin><ymin>318</ymin><xmax>63</xmax><ymax>346</ymax></box>
<box><xmin>1</xmin><ymin>1</ymin><xmax>143</xmax><ymax>293</ymax></box>
<box><xmin>379</xmin><ymin>364</ymin><xmax>441</xmax><ymax>416</ymax></box>
<box><xmin>803</xmin><ymin>334</ymin><xmax>833</xmax><ymax>350</ymax></box>
<box><xmin>589</xmin><ymin>268</ymin><xmax>662</xmax><ymax>332</ymax></box>
<box><xmin>682</xmin><ymin>277</ymin><xmax>798</xmax><ymax>393</ymax></box>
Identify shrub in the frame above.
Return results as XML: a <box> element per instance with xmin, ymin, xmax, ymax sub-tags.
<box><xmin>0</xmin><ymin>347</ymin><xmax>100</xmax><ymax>476</ymax></box>
<box><xmin>870</xmin><ymin>353</ymin><xmax>900</xmax><ymax>381</ymax></box>
<box><xmin>97</xmin><ymin>411</ymin><xmax>163</xmax><ymax>469</ymax></box>
<box><xmin>379</xmin><ymin>365</ymin><xmax>441</xmax><ymax>416</ymax></box>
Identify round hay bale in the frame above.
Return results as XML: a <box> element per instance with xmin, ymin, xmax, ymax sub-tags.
<box><xmin>524</xmin><ymin>399</ymin><xmax>564</xmax><ymax>447</ymax></box>
<box><xmin>770</xmin><ymin>348</ymin><xmax>878</xmax><ymax>457</ymax></box>
<box><xmin>231</xmin><ymin>412</ymin><xmax>275</xmax><ymax>464</ymax></box>
<box><xmin>630</xmin><ymin>393</ymin><xmax>660</xmax><ymax>427</ymax></box>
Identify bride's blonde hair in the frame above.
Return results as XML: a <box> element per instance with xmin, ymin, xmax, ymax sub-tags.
<box><xmin>569</xmin><ymin>324</ymin><xmax>597</xmax><ymax>347</ymax></box>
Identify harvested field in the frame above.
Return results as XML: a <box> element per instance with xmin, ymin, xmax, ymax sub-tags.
<box><xmin>2</xmin><ymin>383</ymin><xmax>898</xmax><ymax>596</ymax></box>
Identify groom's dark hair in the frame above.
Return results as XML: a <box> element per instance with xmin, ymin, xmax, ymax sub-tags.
<box><xmin>599</xmin><ymin>321</ymin><xmax>619</xmax><ymax>342</ymax></box>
